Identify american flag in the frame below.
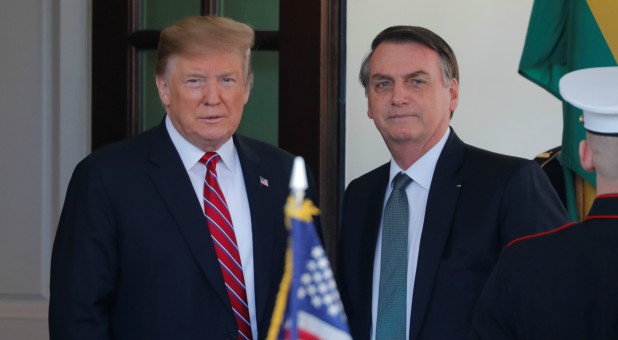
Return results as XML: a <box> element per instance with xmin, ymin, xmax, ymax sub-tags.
<box><xmin>268</xmin><ymin>197</ymin><xmax>351</xmax><ymax>340</ymax></box>
<box><xmin>260</xmin><ymin>176</ymin><xmax>269</xmax><ymax>187</ymax></box>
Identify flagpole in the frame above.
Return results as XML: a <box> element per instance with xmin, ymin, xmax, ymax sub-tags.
<box><xmin>266</xmin><ymin>157</ymin><xmax>308</xmax><ymax>340</ymax></box>
<box><xmin>289</xmin><ymin>157</ymin><xmax>309</xmax><ymax>208</ymax></box>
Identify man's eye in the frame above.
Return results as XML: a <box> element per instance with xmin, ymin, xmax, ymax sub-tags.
<box><xmin>376</xmin><ymin>81</ymin><xmax>391</xmax><ymax>89</ymax></box>
<box><xmin>186</xmin><ymin>79</ymin><xmax>202</xmax><ymax>86</ymax></box>
<box><xmin>221</xmin><ymin>77</ymin><xmax>236</xmax><ymax>84</ymax></box>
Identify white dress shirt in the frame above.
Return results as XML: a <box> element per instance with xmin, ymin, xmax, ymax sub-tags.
<box><xmin>370</xmin><ymin>128</ymin><xmax>450</xmax><ymax>340</ymax></box>
<box><xmin>166</xmin><ymin>117</ymin><xmax>258</xmax><ymax>339</ymax></box>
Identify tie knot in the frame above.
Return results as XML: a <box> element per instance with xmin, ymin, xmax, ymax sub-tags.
<box><xmin>392</xmin><ymin>172</ymin><xmax>412</xmax><ymax>191</ymax></box>
<box><xmin>200</xmin><ymin>152</ymin><xmax>220</xmax><ymax>171</ymax></box>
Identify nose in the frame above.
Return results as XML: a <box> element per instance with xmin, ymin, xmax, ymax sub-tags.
<box><xmin>391</xmin><ymin>82</ymin><xmax>410</xmax><ymax>106</ymax></box>
<box><xmin>202</xmin><ymin>81</ymin><xmax>221</xmax><ymax>106</ymax></box>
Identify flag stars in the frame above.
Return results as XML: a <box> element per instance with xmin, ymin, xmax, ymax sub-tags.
<box><xmin>313</xmin><ymin>271</ymin><xmax>323</xmax><ymax>283</ymax></box>
<box><xmin>318</xmin><ymin>283</ymin><xmax>328</xmax><ymax>294</ymax></box>
<box><xmin>296</xmin><ymin>245</ymin><xmax>348</xmax><ymax>320</ymax></box>
<box><xmin>311</xmin><ymin>247</ymin><xmax>324</xmax><ymax>257</ymax></box>
<box><xmin>311</xmin><ymin>296</ymin><xmax>322</xmax><ymax>308</ymax></box>
<box><xmin>328</xmin><ymin>304</ymin><xmax>341</xmax><ymax>317</ymax></box>
<box><xmin>318</xmin><ymin>258</ymin><xmax>328</xmax><ymax>269</ymax></box>
<box><xmin>330</xmin><ymin>281</ymin><xmax>338</xmax><ymax>291</ymax></box>
<box><xmin>301</xmin><ymin>274</ymin><xmax>312</xmax><ymax>285</ymax></box>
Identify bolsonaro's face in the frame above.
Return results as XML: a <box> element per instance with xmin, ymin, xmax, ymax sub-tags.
<box><xmin>366</xmin><ymin>42</ymin><xmax>458</xmax><ymax>152</ymax></box>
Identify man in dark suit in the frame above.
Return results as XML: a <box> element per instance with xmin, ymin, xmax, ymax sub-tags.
<box><xmin>472</xmin><ymin>66</ymin><xmax>618</xmax><ymax>339</ymax></box>
<box><xmin>337</xmin><ymin>25</ymin><xmax>568</xmax><ymax>340</ymax></box>
<box><xmin>49</xmin><ymin>16</ymin><xmax>317</xmax><ymax>340</ymax></box>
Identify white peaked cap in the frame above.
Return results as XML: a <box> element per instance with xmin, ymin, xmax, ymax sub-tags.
<box><xmin>559</xmin><ymin>66</ymin><xmax>618</xmax><ymax>135</ymax></box>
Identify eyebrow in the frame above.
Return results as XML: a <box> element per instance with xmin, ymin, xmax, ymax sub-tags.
<box><xmin>371</xmin><ymin>70</ymin><xmax>428</xmax><ymax>81</ymax></box>
<box><xmin>370</xmin><ymin>73</ymin><xmax>394</xmax><ymax>81</ymax></box>
<box><xmin>403</xmin><ymin>70</ymin><xmax>429</xmax><ymax>79</ymax></box>
<box><xmin>216</xmin><ymin>72</ymin><xmax>237</xmax><ymax>78</ymax></box>
<box><xmin>185</xmin><ymin>73</ymin><xmax>205</xmax><ymax>78</ymax></box>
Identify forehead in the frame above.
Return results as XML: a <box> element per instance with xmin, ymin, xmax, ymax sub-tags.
<box><xmin>370</xmin><ymin>42</ymin><xmax>441</xmax><ymax>76</ymax></box>
<box><xmin>166</xmin><ymin>48</ymin><xmax>248</xmax><ymax>74</ymax></box>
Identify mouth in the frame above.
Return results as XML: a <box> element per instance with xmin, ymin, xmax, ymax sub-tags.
<box><xmin>198</xmin><ymin>115</ymin><xmax>225</xmax><ymax>122</ymax></box>
<box><xmin>387</xmin><ymin>113</ymin><xmax>417</xmax><ymax>120</ymax></box>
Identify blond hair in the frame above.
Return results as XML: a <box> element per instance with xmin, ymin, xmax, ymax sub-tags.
<box><xmin>157</xmin><ymin>16</ymin><xmax>254</xmax><ymax>82</ymax></box>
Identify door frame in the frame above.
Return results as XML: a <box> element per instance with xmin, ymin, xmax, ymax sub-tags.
<box><xmin>91</xmin><ymin>0</ymin><xmax>344</xmax><ymax>260</ymax></box>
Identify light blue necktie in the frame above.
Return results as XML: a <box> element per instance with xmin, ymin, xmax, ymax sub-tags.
<box><xmin>376</xmin><ymin>172</ymin><xmax>412</xmax><ymax>339</ymax></box>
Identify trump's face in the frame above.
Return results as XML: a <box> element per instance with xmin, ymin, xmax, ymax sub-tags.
<box><xmin>156</xmin><ymin>49</ymin><xmax>251</xmax><ymax>151</ymax></box>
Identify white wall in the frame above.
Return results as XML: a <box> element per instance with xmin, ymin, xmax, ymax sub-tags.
<box><xmin>0</xmin><ymin>0</ymin><xmax>89</xmax><ymax>339</ymax></box>
<box><xmin>345</xmin><ymin>0</ymin><xmax>563</xmax><ymax>184</ymax></box>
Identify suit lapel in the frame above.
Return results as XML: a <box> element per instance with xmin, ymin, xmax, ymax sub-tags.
<box><xmin>147</xmin><ymin>123</ymin><xmax>231</xmax><ymax>308</ymax></box>
<box><xmin>410</xmin><ymin>130</ymin><xmax>465</xmax><ymax>339</ymax></box>
<box><xmin>358</xmin><ymin>164</ymin><xmax>391</xmax><ymax>335</ymax></box>
<box><xmin>233</xmin><ymin>135</ymin><xmax>283</xmax><ymax>328</ymax></box>
<box><xmin>365</xmin><ymin>165</ymin><xmax>391</xmax><ymax>248</ymax></box>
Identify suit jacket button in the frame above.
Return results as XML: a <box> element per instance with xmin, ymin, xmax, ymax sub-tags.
<box><xmin>225</xmin><ymin>332</ymin><xmax>236</xmax><ymax>340</ymax></box>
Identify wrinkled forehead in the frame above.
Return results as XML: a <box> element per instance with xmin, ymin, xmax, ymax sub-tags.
<box><xmin>370</xmin><ymin>42</ymin><xmax>441</xmax><ymax>71</ymax></box>
<box><xmin>163</xmin><ymin>47</ymin><xmax>251</xmax><ymax>76</ymax></box>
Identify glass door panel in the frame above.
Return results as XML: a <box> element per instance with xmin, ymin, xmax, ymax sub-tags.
<box><xmin>140</xmin><ymin>0</ymin><xmax>200</xmax><ymax>29</ymax></box>
<box><xmin>219</xmin><ymin>0</ymin><xmax>280</xmax><ymax>31</ymax></box>
<box><xmin>237</xmin><ymin>51</ymin><xmax>279</xmax><ymax>145</ymax></box>
<box><xmin>138</xmin><ymin>50</ymin><xmax>165</xmax><ymax>131</ymax></box>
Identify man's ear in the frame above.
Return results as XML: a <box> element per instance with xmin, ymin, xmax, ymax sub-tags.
<box><xmin>155</xmin><ymin>74</ymin><xmax>170</xmax><ymax>107</ymax></box>
<box><xmin>579</xmin><ymin>139</ymin><xmax>595</xmax><ymax>172</ymax></box>
<box><xmin>242</xmin><ymin>73</ymin><xmax>252</xmax><ymax>105</ymax></box>
<box><xmin>448</xmin><ymin>78</ymin><xmax>459</xmax><ymax>113</ymax></box>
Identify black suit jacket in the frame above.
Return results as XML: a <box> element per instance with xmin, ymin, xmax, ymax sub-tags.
<box><xmin>49</xmin><ymin>121</ymin><xmax>318</xmax><ymax>340</ymax></box>
<box><xmin>472</xmin><ymin>194</ymin><xmax>618</xmax><ymax>339</ymax></box>
<box><xmin>337</xmin><ymin>129</ymin><xmax>568</xmax><ymax>340</ymax></box>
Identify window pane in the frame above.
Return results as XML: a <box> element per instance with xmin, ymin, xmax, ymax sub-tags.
<box><xmin>139</xmin><ymin>50</ymin><xmax>165</xmax><ymax>131</ymax></box>
<box><xmin>140</xmin><ymin>0</ymin><xmax>200</xmax><ymax>30</ymax></box>
<box><xmin>237</xmin><ymin>51</ymin><xmax>279</xmax><ymax>145</ymax></box>
<box><xmin>219</xmin><ymin>0</ymin><xmax>279</xmax><ymax>31</ymax></box>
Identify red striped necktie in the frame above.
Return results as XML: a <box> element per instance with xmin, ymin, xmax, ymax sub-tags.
<box><xmin>200</xmin><ymin>152</ymin><xmax>252</xmax><ymax>340</ymax></box>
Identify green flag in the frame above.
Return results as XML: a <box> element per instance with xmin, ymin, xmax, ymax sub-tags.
<box><xmin>519</xmin><ymin>0</ymin><xmax>617</xmax><ymax>219</ymax></box>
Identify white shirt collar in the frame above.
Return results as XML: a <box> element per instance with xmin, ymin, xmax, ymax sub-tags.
<box><xmin>165</xmin><ymin>115</ymin><xmax>237</xmax><ymax>173</ymax></box>
<box><xmin>389</xmin><ymin>128</ymin><xmax>451</xmax><ymax>190</ymax></box>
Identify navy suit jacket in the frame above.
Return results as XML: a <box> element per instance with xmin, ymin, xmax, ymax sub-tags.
<box><xmin>49</xmin><ymin>121</ymin><xmax>318</xmax><ymax>340</ymax></box>
<box><xmin>337</xmin><ymin>129</ymin><xmax>568</xmax><ymax>340</ymax></box>
<box><xmin>472</xmin><ymin>195</ymin><xmax>618</xmax><ymax>339</ymax></box>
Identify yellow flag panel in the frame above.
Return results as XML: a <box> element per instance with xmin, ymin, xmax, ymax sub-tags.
<box><xmin>587</xmin><ymin>0</ymin><xmax>618</xmax><ymax>62</ymax></box>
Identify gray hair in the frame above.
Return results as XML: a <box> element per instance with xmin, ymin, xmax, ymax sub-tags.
<box><xmin>359</xmin><ymin>26</ymin><xmax>459</xmax><ymax>95</ymax></box>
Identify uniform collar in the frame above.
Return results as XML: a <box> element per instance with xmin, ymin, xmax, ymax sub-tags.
<box><xmin>586</xmin><ymin>194</ymin><xmax>618</xmax><ymax>219</ymax></box>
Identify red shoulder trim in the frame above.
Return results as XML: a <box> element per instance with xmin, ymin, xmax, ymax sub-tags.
<box><xmin>506</xmin><ymin>222</ymin><xmax>578</xmax><ymax>248</ymax></box>
<box><xmin>585</xmin><ymin>215</ymin><xmax>618</xmax><ymax>221</ymax></box>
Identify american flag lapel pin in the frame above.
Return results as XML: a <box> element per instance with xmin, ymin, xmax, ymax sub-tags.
<box><xmin>259</xmin><ymin>176</ymin><xmax>269</xmax><ymax>187</ymax></box>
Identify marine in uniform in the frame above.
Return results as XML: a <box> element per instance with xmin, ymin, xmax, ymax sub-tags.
<box><xmin>471</xmin><ymin>66</ymin><xmax>618</xmax><ymax>339</ymax></box>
